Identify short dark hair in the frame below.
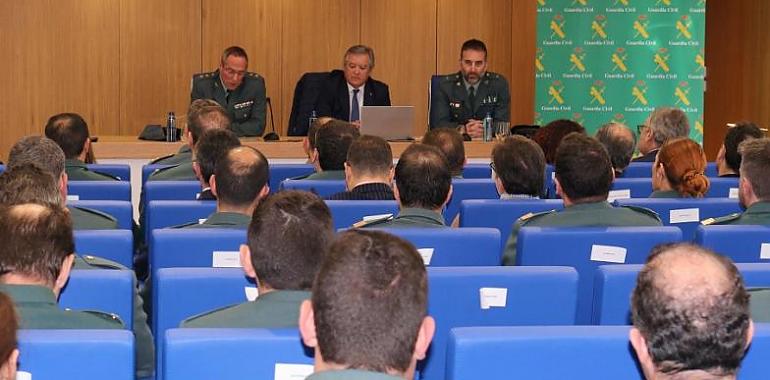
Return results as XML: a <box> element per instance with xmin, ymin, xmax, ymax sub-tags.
<box><xmin>312</xmin><ymin>230</ymin><xmax>427</xmax><ymax>373</ymax></box>
<box><xmin>0</xmin><ymin>203</ymin><xmax>74</xmax><ymax>285</ymax></box>
<box><xmin>533</xmin><ymin>119</ymin><xmax>586</xmax><ymax>164</ymax></box>
<box><xmin>248</xmin><ymin>191</ymin><xmax>333</xmax><ymax>290</ymax></box>
<box><xmin>214</xmin><ymin>146</ymin><xmax>269</xmax><ymax>207</ymax></box>
<box><xmin>724</xmin><ymin>122</ymin><xmax>764</xmax><ymax>173</ymax></box>
<box><xmin>221</xmin><ymin>46</ymin><xmax>248</xmax><ymax>64</ymax></box>
<box><xmin>7</xmin><ymin>136</ymin><xmax>65</xmax><ymax>178</ymax></box>
<box><xmin>738</xmin><ymin>138</ymin><xmax>770</xmax><ymax>200</ymax></box>
<box><xmin>460</xmin><ymin>39</ymin><xmax>488</xmax><ymax>59</ymax></box>
<box><xmin>422</xmin><ymin>127</ymin><xmax>465</xmax><ymax>177</ymax></box>
<box><xmin>555</xmin><ymin>133</ymin><xmax>612</xmax><ymax>201</ymax></box>
<box><xmin>631</xmin><ymin>243</ymin><xmax>750</xmax><ymax>377</ymax></box>
<box><xmin>195</xmin><ymin>128</ymin><xmax>241</xmax><ymax>184</ymax></box>
<box><xmin>44</xmin><ymin>113</ymin><xmax>89</xmax><ymax>159</ymax></box>
<box><xmin>0</xmin><ymin>164</ymin><xmax>61</xmax><ymax>206</ymax></box>
<box><xmin>187</xmin><ymin>101</ymin><xmax>231</xmax><ymax>145</ymax></box>
<box><xmin>0</xmin><ymin>292</ymin><xmax>17</xmax><ymax>366</ymax></box>
<box><xmin>492</xmin><ymin>136</ymin><xmax>545</xmax><ymax>197</ymax></box>
<box><xmin>395</xmin><ymin>144</ymin><xmax>451</xmax><ymax>209</ymax></box>
<box><xmin>346</xmin><ymin>135</ymin><xmax>393</xmax><ymax>177</ymax></box>
<box><xmin>315</xmin><ymin>121</ymin><xmax>360</xmax><ymax>171</ymax></box>
<box><xmin>595</xmin><ymin>122</ymin><xmax>636</xmax><ymax>173</ymax></box>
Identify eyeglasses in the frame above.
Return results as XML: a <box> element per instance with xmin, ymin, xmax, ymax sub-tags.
<box><xmin>222</xmin><ymin>65</ymin><xmax>246</xmax><ymax>78</ymax></box>
<box><xmin>636</xmin><ymin>124</ymin><xmax>648</xmax><ymax>135</ymax></box>
<box><xmin>489</xmin><ymin>162</ymin><xmax>496</xmax><ymax>173</ymax></box>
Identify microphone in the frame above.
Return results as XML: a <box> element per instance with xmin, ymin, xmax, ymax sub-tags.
<box><xmin>263</xmin><ymin>97</ymin><xmax>280</xmax><ymax>141</ymax></box>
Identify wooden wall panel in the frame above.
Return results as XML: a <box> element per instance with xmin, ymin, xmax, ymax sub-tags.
<box><xmin>119</xmin><ymin>0</ymin><xmax>201</xmax><ymax>136</ymax></box>
<box><xmin>362</xmin><ymin>0</ymin><xmax>437</xmax><ymax>135</ymax></box>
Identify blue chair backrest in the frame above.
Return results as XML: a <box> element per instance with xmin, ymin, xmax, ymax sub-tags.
<box><xmin>68</xmin><ymin>180</ymin><xmax>131</xmax><ymax>201</ymax></box>
<box><xmin>143</xmin><ymin>181</ymin><xmax>201</xmax><ymax>203</ymax></box>
<box><xmin>445</xmin><ymin>179</ymin><xmax>499</xmax><ymax>224</ymax></box>
<box><xmin>269</xmin><ymin>164</ymin><xmax>315</xmax><ymax>192</ymax></box>
<box><xmin>60</xmin><ymin>269</ymin><xmax>134</xmax><ymax>329</ymax></box>
<box><xmin>325</xmin><ymin>200</ymin><xmax>399</xmax><ymax>230</ymax></box>
<box><xmin>150</xmin><ymin>229</ymin><xmax>247</xmax><ymax>278</ymax></box>
<box><xmin>278</xmin><ymin>179</ymin><xmax>346</xmax><ymax>196</ymax></box>
<box><xmin>706</xmin><ymin>161</ymin><xmax>718</xmax><ymax>177</ymax></box>
<box><xmin>459</xmin><ymin>199</ymin><xmax>564</xmax><ymax>252</ymax></box>
<box><xmin>614</xmin><ymin>198</ymin><xmax>742</xmax><ymax>240</ymax></box>
<box><xmin>706</xmin><ymin>177</ymin><xmax>740</xmax><ymax>198</ymax></box>
<box><xmin>619</xmin><ymin>162</ymin><xmax>653</xmax><ymax>178</ymax></box>
<box><xmin>68</xmin><ymin>200</ymin><xmax>133</xmax><ymax>229</ymax></box>
<box><xmin>18</xmin><ymin>330</ymin><xmax>134</xmax><ymax>380</ymax></box>
<box><xmin>462</xmin><ymin>163</ymin><xmax>491</xmax><ymax>179</ymax></box>
<box><xmin>446</xmin><ymin>324</ymin><xmax>770</xmax><ymax>380</ymax></box>
<box><xmin>609</xmin><ymin>178</ymin><xmax>654</xmax><ymax>199</ymax></box>
<box><xmin>696</xmin><ymin>225</ymin><xmax>770</xmax><ymax>263</ymax></box>
<box><xmin>517</xmin><ymin>226</ymin><xmax>682</xmax><ymax>323</ymax></box>
<box><xmin>163</xmin><ymin>328</ymin><xmax>312</xmax><ymax>380</ymax></box>
<box><xmin>0</xmin><ymin>164</ymin><xmax>4</xmax><ymax>174</ymax></box>
<box><xmin>422</xmin><ymin>266</ymin><xmax>578</xmax><ymax>380</ymax></box>
<box><xmin>86</xmin><ymin>164</ymin><xmax>131</xmax><ymax>181</ymax></box>
<box><xmin>142</xmin><ymin>164</ymin><xmax>173</xmax><ymax>185</ymax></box>
<box><xmin>371</xmin><ymin>228</ymin><xmax>502</xmax><ymax>266</ymax></box>
<box><xmin>145</xmin><ymin>200</ymin><xmax>217</xmax><ymax>242</ymax></box>
<box><xmin>74</xmin><ymin>229</ymin><xmax>134</xmax><ymax>268</ymax></box>
<box><xmin>544</xmin><ymin>164</ymin><xmax>555</xmax><ymax>197</ymax></box>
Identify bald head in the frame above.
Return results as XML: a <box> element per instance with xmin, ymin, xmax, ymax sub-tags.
<box><xmin>212</xmin><ymin>146</ymin><xmax>269</xmax><ymax>210</ymax></box>
<box><xmin>595</xmin><ymin>122</ymin><xmax>635</xmax><ymax>174</ymax></box>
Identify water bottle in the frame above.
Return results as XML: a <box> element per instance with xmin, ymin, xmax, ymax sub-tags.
<box><xmin>308</xmin><ymin>110</ymin><xmax>318</xmax><ymax>130</ymax></box>
<box><xmin>166</xmin><ymin>112</ymin><xmax>176</xmax><ymax>142</ymax></box>
<box><xmin>482</xmin><ymin>112</ymin><xmax>493</xmax><ymax>142</ymax></box>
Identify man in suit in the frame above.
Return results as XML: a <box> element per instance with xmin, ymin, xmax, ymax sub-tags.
<box><xmin>595</xmin><ymin>122</ymin><xmax>636</xmax><ymax>177</ymax></box>
<box><xmin>316</xmin><ymin>45</ymin><xmax>391</xmax><ymax>123</ymax></box>
<box><xmin>633</xmin><ymin>107</ymin><xmax>690</xmax><ymax>162</ymax></box>
<box><xmin>716</xmin><ymin>121</ymin><xmax>764</xmax><ymax>177</ymax></box>
<box><xmin>430</xmin><ymin>39</ymin><xmax>510</xmax><ymax>139</ymax></box>
<box><xmin>191</xmin><ymin>46</ymin><xmax>266</xmax><ymax>137</ymax></box>
<box><xmin>44</xmin><ymin>113</ymin><xmax>117</xmax><ymax>181</ymax></box>
<box><xmin>326</xmin><ymin>135</ymin><xmax>394</xmax><ymax>201</ymax></box>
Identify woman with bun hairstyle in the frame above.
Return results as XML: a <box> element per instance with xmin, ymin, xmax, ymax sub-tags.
<box><xmin>650</xmin><ymin>137</ymin><xmax>710</xmax><ymax>198</ymax></box>
<box><xmin>0</xmin><ymin>292</ymin><xmax>18</xmax><ymax>380</ymax></box>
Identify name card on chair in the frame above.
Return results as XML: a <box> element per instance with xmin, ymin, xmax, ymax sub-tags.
<box><xmin>212</xmin><ymin>251</ymin><xmax>241</xmax><ymax>268</ymax></box>
<box><xmin>590</xmin><ymin>244</ymin><xmax>627</xmax><ymax>264</ymax></box>
<box><xmin>66</xmin><ymin>195</ymin><xmax>80</xmax><ymax>201</ymax></box>
<box><xmin>16</xmin><ymin>372</ymin><xmax>31</xmax><ymax>380</ymax></box>
<box><xmin>760</xmin><ymin>243</ymin><xmax>770</xmax><ymax>260</ymax></box>
<box><xmin>669</xmin><ymin>208</ymin><xmax>700</xmax><ymax>224</ymax></box>
<box><xmin>274</xmin><ymin>363</ymin><xmax>313</xmax><ymax>380</ymax></box>
<box><xmin>244</xmin><ymin>286</ymin><xmax>259</xmax><ymax>301</ymax></box>
<box><xmin>607</xmin><ymin>189</ymin><xmax>631</xmax><ymax>202</ymax></box>
<box><xmin>479</xmin><ymin>287</ymin><xmax>508</xmax><ymax>309</ymax></box>
<box><xmin>417</xmin><ymin>248</ymin><xmax>434</xmax><ymax>265</ymax></box>
<box><xmin>729</xmin><ymin>188</ymin><xmax>739</xmax><ymax>199</ymax></box>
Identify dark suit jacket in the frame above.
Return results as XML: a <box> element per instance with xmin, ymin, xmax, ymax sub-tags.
<box><xmin>632</xmin><ymin>148</ymin><xmax>659</xmax><ymax>162</ymax></box>
<box><xmin>315</xmin><ymin>70</ymin><xmax>391</xmax><ymax>121</ymax></box>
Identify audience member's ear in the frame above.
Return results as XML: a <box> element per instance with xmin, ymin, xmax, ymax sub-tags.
<box><xmin>387</xmin><ymin>166</ymin><xmax>395</xmax><ymax>182</ymax></box>
<box><xmin>210</xmin><ymin>174</ymin><xmax>218</xmax><ymax>197</ymax></box>
<box><xmin>59</xmin><ymin>172</ymin><xmax>69</xmax><ymax>202</ymax></box>
<box><xmin>186</xmin><ymin>130</ymin><xmax>194</xmax><ymax>148</ymax></box>
<box><xmin>629</xmin><ymin>327</ymin><xmax>654</xmax><ymax>378</ymax></box>
<box><xmin>257</xmin><ymin>184</ymin><xmax>270</xmax><ymax>200</ymax></box>
<box><xmin>81</xmin><ymin>138</ymin><xmax>92</xmax><ymax>161</ymax></box>
<box><xmin>192</xmin><ymin>161</ymin><xmax>205</xmax><ymax>184</ymax></box>
<box><xmin>53</xmin><ymin>254</ymin><xmax>76</xmax><ymax>297</ymax></box>
<box><xmin>0</xmin><ymin>348</ymin><xmax>18</xmax><ymax>380</ymax></box>
<box><xmin>298</xmin><ymin>300</ymin><xmax>318</xmax><ymax>348</ymax></box>
<box><xmin>746</xmin><ymin>319</ymin><xmax>755</xmax><ymax>350</ymax></box>
<box><xmin>413</xmin><ymin>316</ymin><xmax>436</xmax><ymax>361</ymax></box>
<box><xmin>311</xmin><ymin>149</ymin><xmax>319</xmax><ymax>165</ymax></box>
<box><xmin>554</xmin><ymin>177</ymin><xmax>563</xmax><ymax>198</ymax></box>
<box><xmin>239</xmin><ymin>244</ymin><xmax>256</xmax><ymax>279</ymax></box>
<box><xmin>442</xmin><ymin>185</ymin><xmax>454</xmax><ymax>209</ymax></box>
<box><xmin>393</xmin><ymin>182</ymin><xmax>403</xmax><ymax>207</ymax></box>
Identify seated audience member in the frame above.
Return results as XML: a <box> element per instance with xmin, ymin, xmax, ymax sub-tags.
<box><xmin>651</xmin><ymin>137</ymin><xmax>709</xmax><ymax>198</ymax></box>
<box><xmin>502</xmin><ymin>133</ymin><xmax>661</xmax><ymax>265</ymax></box>
<box><xmin>595</xmin><ymin>122</ymin><xmax>636</xmax><ymax>177</ymax></box>
<box><xmin>0</xmin><ymin>292</ymin><xmax>18</xmax><ymax>380</ymax></box>
<box><xmin>532</xmin><ymin>119</ymin><xmax>586</xmax><ymax>165</ymax></box>
<box><xmin>751</xmin><ymin>287</ymin><xmax>770</xmax><ymax>322</ymax></box>
<box><xmin>182</xmin><ymin>191</ymin><xmax>333</xmax><ymax>327</ymax></box>
<box><xmin>491</xmin><ymin>135</ymin><xmax>545</xmax><ymax>199</ymax></box>
<box><xmin>191</xmin><ymin>128</ymin><xmax>241</xmax><ymax>200</ymax></box>
<box><xmin>630</xmin><ymin>243</ymin><xmax>753</xmax><ymax>380</ymax></box>
<box><xmin>360</xmin><ymin>144</ymin><xmax>451</xmax><ymax>228</ymax></box>
<box><xmin>7</xmin><ymin>136</ymin><xmax>117</xmax><ymax>229</ymax></box>
<box><xmin>303</xmin><ymin>116</ymin><xmax>335</xmax><ymax>166</ymax></box>
<box><xmin>43</xmin><ymin>113</ymin><xmax>117</xmax><ymax>181</ymax></box>
<box><xmin>150</xmin><ymin>101</ymin><xmax>232</xmax><ymax>181</ymax></box>
<box><xmin>704</xmin><ymin>138</ymin><xmax>770</xmax><ymax>225</ymax></box>
<box><xmin>716</xmin><ymin>121</ymin><xmax>764</xmax><ymax>177</ymax></box>
<box><xmin>178</xmin><ymin>146</ymin><xmax>269</xmax><ymax>228</ymax></box>
<box><xmin>299</xmin><ymin>230</ymin><xmax>434</xmax><ymax>380</ymax></box>
<box><xmin>422</xmin><ymin>127</ymin><xmax>466</xmax><ymax>178</ymax></box>
<box><xmin>326</xmin><ymin>135</ymin><xmax>395</xmax><ymax>201</ymax></box>
<box><xmin>304</xmin><ymin>121</ymin><xmax>360</xmax><ymax>180</ymax></box>
<box><xmin>634</xmin><ymin>107</ymin><xmax>690</xmax><ymax>162</ymax></box>
<box><xmin>150</xmin><ymin>99</ymin><xmax>221</xmax><ymax>165</ymax></box>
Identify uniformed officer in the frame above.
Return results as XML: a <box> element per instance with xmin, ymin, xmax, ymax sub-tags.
<box><xmin>429</xmin><ymin>39</ymin><xmax>510</xmax><ymax>139</ymax></box>
<box><xmin>502</xmin><ymin>133</ymin><xmax>661</xmax><ymax>265</ymax></box>
<box><xmin>182</xmin><ymin>191</ymin><xmax>332</xmax><ymax>327</ymax></box>
<box><xmin>359</xmin><ymin>144</ymin><xmax>451</xmax><ymax>229</ymax></box>
<box><xmin>148</xmin><ymin>99</ymin><xmax>222</xmax><ymax>165</ymax></box>
<box><xmin>191</xmin><ymin>46</ymin><xmax>266</xmax><ymax>137</ymax></box>
<box><xmin>702</xmin><ymin>138</ymin><xmax>770</xmax><ymax>226</ymax></box>
<box><xmin>301</xmin><ymin>120</ymin><xmax>359</xmax><ymax>180</ymax></box>
<box><xmin>44</xmin><ymin>113</ymin><xmax>117</xmax><ymax>181</ymax></box>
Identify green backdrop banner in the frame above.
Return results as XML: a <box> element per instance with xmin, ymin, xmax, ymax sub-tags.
<box><xmin>534</xmin><ymin>0</ymin><xmax>706</xmax><ymax>142</ymax></box>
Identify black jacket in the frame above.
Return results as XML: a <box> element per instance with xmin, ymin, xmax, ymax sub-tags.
<box><xmin>315</xmin><ymin>70</ymin><xmax>390</xmax><ymax>121</ymax></box>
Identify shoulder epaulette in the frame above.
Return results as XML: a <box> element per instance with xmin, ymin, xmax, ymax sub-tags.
<box><xmin>246</xmin><ymin>72</ymin><xmax>260</xmax><ymax>78</ymax></box>
<box><xmin>518</xmin><ymin>210</ymin><xmax>556</xmax><ymax>225</ymax></box>
<box><xmin>91</xmin><ymin>170</ymin><xmax>121</xmax><ymax>181</ymax></box>
<box><xmin>193</xmin><ymin>72</ymin><xmax>215</xmax><ymax>80</ymax></box>
<box><xmin>80</xmin><ymin>254</ymin><xmax>125</xmax><ymax>270</ymax></box>
<box><xmin>170</xmin><ymin>221</ymin><xmax>199</xmax><ymax>229</ymax></box>
<box><xmin>352</xmin><ymin>214</ymin><xmax>394</xmax><ymax>228</ymax></box>
<box><xmin>701</xmin><ymin>213</ymin><xmax>741</xmax><ymax>226</ymax></box>
<box><xmin>181</xmin><ymin>303</ymin><xmax>239</xmax><ymax>324</ymax></box>
<box><xmin>619</xmin><ymin>205</ymin><xmax>662</xmax><ymax>222</ymax></box>
<box><xmin>72</xmin><ymin>206</ymin><xmax>118</xmax><ymax>222</ymax></box>
<box><xmin>149</xmin><ymin>153</ymin><xmax>175</xmax><ymax>164</ymax></box>
<box><xmin>78</xmin><ymin>309</ymin><xmax>124</xmax><ymax>326</ymax></box>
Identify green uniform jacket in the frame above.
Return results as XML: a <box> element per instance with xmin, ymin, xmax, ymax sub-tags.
<box><xmin>191</xmin><ymin>70</ymin><xmax>267</xmax><ymax>137</ymax></box>
<box><xmin>303</xmin><ymin>170</ymin><xmax>346</xmax><ymax>180</ymax></box>
<box><xmin>181</xmin><ymin>290</ymin><xmax>310</xmax><ymax>328</ymax></box>
<box><xmin>147</xmin><ymin>161</ymin><xmax>196</xmax><ymax>181</ymax></box>
<box><xmin>702</xmin><ymin>201</ymin><xmax>770</xmax><ymax>225</ymax></box>
<box><xmin>65</xmin><ymin>159</ymin><xmax>119</xmax><ymax>181</ymax></box>
<box><xmin>178</xmin><ymin>211</ymin><xmax>251</xmax><ymax>229</ymax></box>
<box><xmin>429</xmin><ymin>71</ymin><xmax>511</xmax><ymax>130</ymax></box>
<box><xmin>361</xmin><ymin>207</ymin><xmax>447</xmax><ymax>229</ymax></box>
<box><xmin>750</xmin><ymin>288</ymin><xmax>770</xmax><ymax>323</ymax></box>
<box><xmin>149</xmin><ymin>146</ymin><xmax>192</xmax><ymax>165</ymax></box>
<box><xmin>649</xmin><ymin>190</ymin><xmax>682</xmax><ymax>198</ymax></box>
<box><xmin>73</xmin><ymin>255</ymin><xmax>155</xmax><ymax>378</ymax></box>
<box><xmin>68</xmin><ymin>205</ymin><xmax>119</xmax><ymax>230</ymax></box>
<box><xmin>502</xmin><ymin>201</ymin><xmax>662</xmax><ymax>265</ymax></box>
<box><xmin>307</xmin><ymin>370</ymin><xmax>404</xmax><ymax>380</ymax></box>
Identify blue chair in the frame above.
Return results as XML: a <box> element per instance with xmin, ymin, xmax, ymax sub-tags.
<box><xmin>145</xmin><ymin>200</ymin><xmax>217</xmax><ymax>242</ymax></box>
<box><xmin>462</xmin><ymin>163</ymin><xmax>492</xmax><ymax>179</ymax></box>
<box><xmin>706</xmin><ymin>177</ymin><xmax>740</xmax><ymax>198</ymax></box>
<box><xmin>68</xmin><ymin>200</ymin><xmax>133</xmax><ymax>230</ymax></box>
<box><xmin>0</xmin><ymin>164</ymin><xmax>4</xmax><ymax>174</ymax></box>
<box><xmin>610</xmin><ymin>178</ymin><xmax>654</xmax><ymax>199</ymax></box>
<box><xmin>278</xmin><ymin>179</ymin><xmax>346</xmax><ymax>197</ymax></box>
<box><xmin>163</xmin><ymin>328</ymin><xmax>311</xmax><ymax>380</ymax></box>
<box><xmin>696</xmin><ymin>225</ymin><xmax>770</xmax><ymax>263</ymax></box>
<box><xmin>269</xmin><ymin>163</ymin><xmax>315</xmax><ymax>192</ymax></box>
<box><xmin>18</xmin><ymin>330</ymin><xmax>134</xmax><ymax>380</ymax></box>
<box><xmin>447</xmin><ymin>325</ymin><xmax>770</xmax><ymax>380</ymax></box>
<box><xmin>68</xmin><ymin>181</ymin><xmax>131</xmax><ymax>201</ymax></box>
<box><xmin>74</xmin><ymin>229</ymin><xmax>134</xmax><ymax>268</ymax></box>
<box><xmin>614</xmin><ymin>198</ymin><xmax>742</xmax><ymax>240</ymax></box>
<box><xmin>149</xmin><ymin>229</ymin><xmax>247</xmax><ymax>278</ymax></box>
<box><xmin>86</xmin><ymin>164</ymin><xmax>131</xmax><ymax>181</ymax></box>
<box><xmin>142</xmin><ymin>164</ymin><xmax>173</xmax><ymax>186</ymax></box>
<box><xmin>143</xmin><ymin>181</ymin><xmax>201</xmax><ymax>203</ymax></box>
<box><xmin>517</xmin><ymin>226</ymin><xmax>682</xmax><ymax>324</ymax></box>
<box><xmin>544</xmin><ymin>164</ymin><xmax>555</xmax><ymax>197</ymax></box>
<box><xmin>706</xmin><ymin>161</ymin><xmax>718</xmax><ymax>177</ymax></box>
<box><xmin>325</xmin><ymin>200</ymin><xmax>399</xmax><ymax>230</ymax></box>
<box><xmin>370</xmin><ymin>228</ymin><xmax>502</xmax><ymax>266</ymax></box>
<box><xmin>619</xmin><ymin>162</ymin><xmax>653</xmax><ymax>178</ymax></box>
<box><xmin>60</xmin><ymin>269</ymin><xmax>134</xmax><ymax>329</ymax></box>
<box><xmin>422</xmin><ymin>266</ymin><xmax>578</xmax><ymax>380</ymax></box>
<box><xmin>444</xmin><ymin>179</ymin><xmax>499</xmax><ymax>224</ymax></box>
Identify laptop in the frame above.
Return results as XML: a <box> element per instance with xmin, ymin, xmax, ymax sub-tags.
<box><xmin>360</xmin><ymin>106</ymin><xmax>415</xmax><ymax>141</ymax></box>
